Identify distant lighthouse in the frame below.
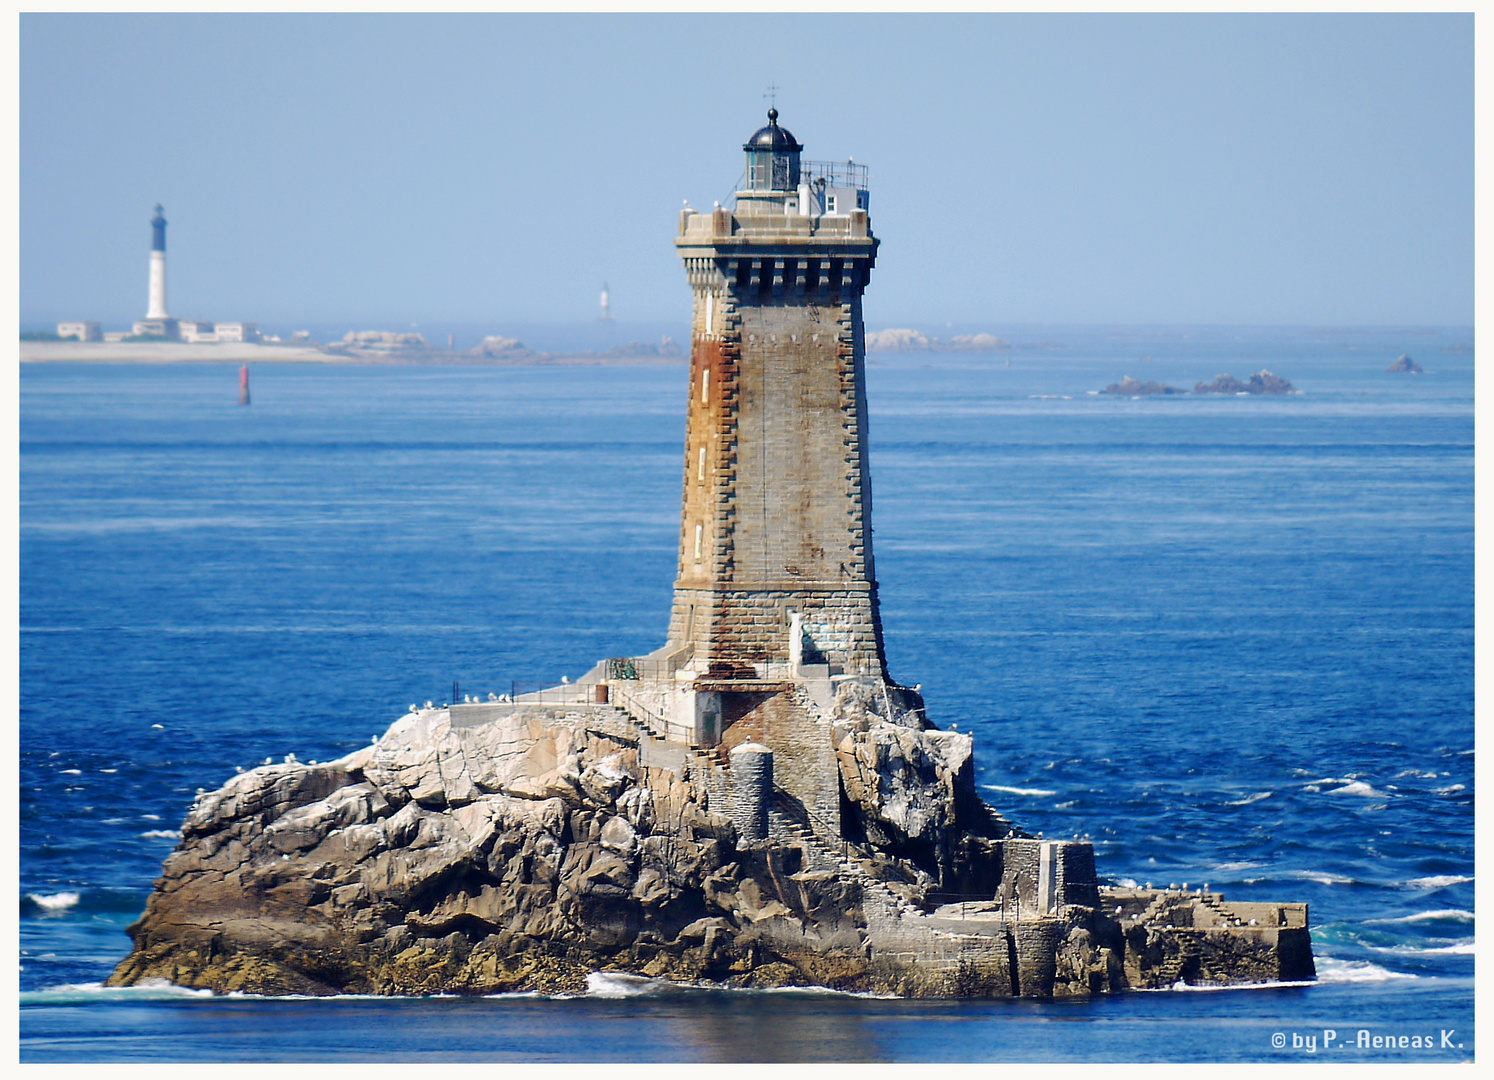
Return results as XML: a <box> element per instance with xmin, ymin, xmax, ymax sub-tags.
<box><xmin>146</xmin><ymin>204</ymin><xmax>169</xmax><ymax>319</ymax></box>
<box><xmin>598</xmin><ymin>282</ymin><xmax>614</xmax><ymax>323</ymax></box>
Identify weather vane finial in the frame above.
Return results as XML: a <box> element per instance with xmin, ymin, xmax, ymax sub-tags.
<box><xmin>764</xmin><ymin>83</ymin><xmax>779</xmax><ymax>111</ymax></box>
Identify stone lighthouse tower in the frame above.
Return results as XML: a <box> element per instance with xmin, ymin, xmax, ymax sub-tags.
<box><xmin>146</xmin><ymin>204</ymin><xmax>170</xmax><ymax>320</ymax></box>
<box><xmin>669</xmin><ymin>109</ymin><xmax>883</xmax><ymax>685</ymax></box>
<box><xmin>570</xmin><ymin>108</ymin><xmax>912</xmax><ymax>838</ymax></box>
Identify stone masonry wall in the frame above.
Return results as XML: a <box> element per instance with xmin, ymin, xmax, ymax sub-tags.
<box><xmin>719</xmin><ymin>687</ymin><xmax>841</xmax><ymax>838</ymax></box>
<box><xmin>666</xmin><ymin>246</ymin><xmax>886</xmax><ymax>678</ymax></box>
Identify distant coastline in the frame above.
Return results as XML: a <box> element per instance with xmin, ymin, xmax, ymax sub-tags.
<box><xmin>19</xmin><ymin>340</ymin><xmax>687</xmax><ymax>366</ymax></box>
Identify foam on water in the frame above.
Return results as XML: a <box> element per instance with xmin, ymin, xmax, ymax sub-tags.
<box><xmin>1323</xmin><ymin>780</ymin><xmax>1391</xmax><ymax>799</ymax></box>
<box><xmin>20</xmin><ymin>978</ymin><xmax>215</xmax><ymax>1005</ymax></box>
<box><xmin>26</xmin><ymin>892</ymin><xmax>79</xmax><ymax>911</ymax></box>
<box><xmin>1364</xmin><ymin>909</ymin><xmax>1474</xmax><ymax>925</ymax></box>
<box><xmin>983</xmin><ymin>784</ymin><xmax>1057</xmax><ymax>797</ymax></box>
<box><xmin>1408</xmin><ymin>875</ymin><xmax>1473</xmax><ymax>889</ymax></box>
<box><xmin>1368</xmin><ymin>942</ymin><xmax>1474</xmax><ymax>957</ymax></box>
<box><xmin>585</xmin><ymin>971</ymin><xmax>677</xmax><ymax>998</ymax></box>
<box><xmin>1314</xmin><ymin>958</ymin><xmax>1418</xmax><ymax>983</ymax></box>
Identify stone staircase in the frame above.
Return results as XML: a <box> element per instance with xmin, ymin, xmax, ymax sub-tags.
<box><xmin>766</xmin><ymin>792</ymin><xmax>934</xmax><ymax>930</ymax></box>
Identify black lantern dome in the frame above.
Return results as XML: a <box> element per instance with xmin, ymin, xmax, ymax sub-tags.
<box><xmin>742</xmin><ymin>108</ymin><xmax>803</xmax><ymax>193</ymax></box>
<box><xmin>743</xmin><ymin>108</ymin><xmax>803</xmax><ymax>154</ymax></box>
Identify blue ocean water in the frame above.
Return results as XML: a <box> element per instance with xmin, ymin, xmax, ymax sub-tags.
<box><xmin>19</xmin><ymin>326</ymin><xmax>1474</xmax><ymax>1061</ymax></box>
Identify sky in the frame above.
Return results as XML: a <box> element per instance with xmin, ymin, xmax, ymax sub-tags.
<box><xmin>18</xmin><ymin>12</ymin><xmax>1474</xmax><ymax>330</ymax></box>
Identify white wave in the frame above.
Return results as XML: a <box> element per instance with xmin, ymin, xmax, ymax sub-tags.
<box><xmin>1394</xmin><ymin>769</ymin><xmax>1439</xmax><ymax>779</ymax></box>
<box><xmin>1324</xmin><ymin>780</ymin><xmax>1390</xmax><ymax>798</ymax></box>
<box><xmin>1314</xmin><ymin>958</ymin><xmax>1418</xmax><ymax>983</ymax></box>
<box><xmin>140</xmin><ymin>829</ymin><xmax>180</xmax><ymax>839</ymax></box>
<box><xmin>1367</xmin><ymin>941</ymin><xmax>1475</xmax><ymax>957</ymax></box>
<box><xmin>1433</xmin><ymin>784</ymin><xmax>1466</xmax><ymax>795</ymax></box>
<box><xmin>27</xmin><ymin>891</ymin><xmax>79</xmax><ymax>911</ymax></box>
<box><xmin>585</xmin><ymin>972</ymin><xmax>675</xmax><ymax>998</ymax></box>
<box><xmin>1114</xmin><ymin>878</ymin><xmax>1141</xmax><ymax>888</ymax></box>
<box><xmin>60</xmin><ymin>769</ymin><xmax>81</xmax><ymax>776</ymax></box>
<box><xmin>1280</xmin><ymin>869</ymin><xmax>1357</xmax><ymax>885</ymax></box>
<box><xmin>1408</xmin><ymin>875</ymin><xmax>1473</xmax><ymax>889</ymax></box>
<box><xmin>1211</xmin><ymin>861</ymin><xmax>1262</xmax><ymax>873</ymax></box>
<box><xmin>1364</xmin><ymin>909</ymin><xmax>1474</xmax><ymax>926</ymax></box>
<box><xmin>1225</xmin><ymin>791</ymin><xmax>1272</xmax><ymax>806</ymax></box>
<box><xmin>983</xmin><ymin>784</ymin><xmax>1057</xmax><ymax>797</ymax></box>
<box><xmin>1136</xmin><ymin>979</ymin><xmax>1317</xmax><ymax>993</ymax></box>
<box><xmin>19</xmin><ymin>979</ymin><xmax>214</xmax><ymax>1005</ymax></box>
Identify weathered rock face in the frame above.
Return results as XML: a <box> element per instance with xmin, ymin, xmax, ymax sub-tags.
<box><xmin>109</xmin><ymin>699</ymin><xmax>1313</xmax><ymax>998</ymax></box>
<box><xmin>110</xmin><ymin>706</ymin><xmax>882</xmax><ymax>995</ymax></box>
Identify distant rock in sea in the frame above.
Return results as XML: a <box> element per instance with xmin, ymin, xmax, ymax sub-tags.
<box><xmin>865</xmin><ymin>328</ymin><xmax>1011</xmax><ymax>353</ymax></box>
<box><xmin>1193</xmin><ymin>370</ymin><xmax>1295</xmax><ymax>395</ymax></box>
<box><xmin>471</xmin><ymin>335</ymin><xmax>534</xmax><ymax>359</ymax></box>
<box><xmin>1101</xmin><ymin>376</ymin><xmax>1185</xmax><ymax>395</ymax></box>
<box><xmin>1387</xmin><ymin>354</ymin><xmax>1424</xmax><ymax>373</ymax></box>
<box><xmin>343</xmin><ymin>331</ymin><xmax>429</xmax><ymax>350</ymax></box>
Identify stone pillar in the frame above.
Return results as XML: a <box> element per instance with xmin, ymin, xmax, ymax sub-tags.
<box><xmin>1013</xmin><ymin>918</ymin><xmax>1062</xmax><ymax>998</ymax></box>
<box><xmin>730</xmin><ymin>742</ymin><xmax>773</xmax><ymax>843</ymax></box>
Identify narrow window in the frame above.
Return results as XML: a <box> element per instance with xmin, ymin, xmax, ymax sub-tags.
<box><xmin>826</xmin><ymin>195</ymin><xmax>838</xmax><ymax>214</ymax></box>
<box><xmin>694</xmin><ymin>524</ymin><xmax>703</xmax><ymax>562</ymax></box>
<box><xmin>704</xmin><ymin>293</ymin><xmax>714</xmax><ymax>335</ymax></box>
<box><xmin>697</xmin><ymin>445</ymin><xmax>707</xmax><ymax>481</ymax></box>
<box><xmin>701</xmin><ymin>366</ymin><xmax>710</xmax><ymax>404</ymax></box>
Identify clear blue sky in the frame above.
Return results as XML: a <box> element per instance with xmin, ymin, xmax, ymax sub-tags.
<box><xmin>19</xmin><ymin>12</ymin><xmax>1473</xmax><ymax>329</ymax></box>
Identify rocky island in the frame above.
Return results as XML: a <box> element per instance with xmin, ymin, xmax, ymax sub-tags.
<box><xmin>109</xmin><ymin>110</ymin><xmax>1314</xmax><ymax>1000</ymax></box>
<box><xmin>1100</xmin><ymin>371</ymin><xmax>1297</xmax><ymax>396</ymax></box>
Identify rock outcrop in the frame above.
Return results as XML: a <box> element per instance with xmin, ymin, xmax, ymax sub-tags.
<box><xmin>1194</xmin><ymin>370</ymin><xmax>1295</xmax><ymax>394</ymax></box>
<box><xmin>109</xmin><ymin>693</ymin><xmax>1314</xmax><ymax>998</ymax></box>
<box><xmin>1102</xmin><ymin>376</ymin><xmax>1186</xmax><ymax>395</ymax></box>
<box><xmin>1387</xmin><ymin>354</ymin><xmax>1424</xmax><ymax>373</ymax></box>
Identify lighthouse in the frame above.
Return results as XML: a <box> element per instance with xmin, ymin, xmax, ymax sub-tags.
<box><xmin>133</xmin><ymin>205</ymin><xmax>179</xmax><ymax>339</ymax></box>
<box><xmin>669</xmin><ymin>108</ymin><xmax>881</xmax><ymax>684</ymax></box>
<box><xmin>565</xmin><ymin>108</ymin><xmax>890</xmax><ymax>839</ymax></box>
<box><xmin>146</xmin><ymin>204</ymin><xmax>169</xmax><ymax>319</ymax></box>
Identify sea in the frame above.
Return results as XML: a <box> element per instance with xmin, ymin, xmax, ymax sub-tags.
<box><xmin>17</xmin><ymin>325</ymin><xmax>1475</xmax><ymax>1062</ymax></box>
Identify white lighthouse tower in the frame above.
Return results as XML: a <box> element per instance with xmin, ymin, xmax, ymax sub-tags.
<box><xmin>133</xmin><ymin>205</ymin><xmax>178</xmax><ymax>338</ymax></box>
<box><xmin>598</xmin><ymin>281</ymin><xmax>614</xmax><ymax>323</ymax></box>
<box><xmin>146</xmin><ymin>205</ymin><xmax>168</xmax><ymax>318</ymax></box>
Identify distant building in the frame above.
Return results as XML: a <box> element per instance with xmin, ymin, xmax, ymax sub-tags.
<box><xmin>178</xmin><ymin>320</ymin><xmax>217</xmax><ymax>343</ymax></box>
<box><xmin>213</xmin><ymin>322</ymin><xmax>258</xmax><ymax>343</ymax></box>
<box><xmin>132</xmin><ymin>318</ymin><xmax>179</xmax><ymax>339</ymax></box>
<box><xmin>599</xmin><ymin>282</ymin><xmax>614</xmax><ymax>322</ymax></box>
<box><xmin>56</xmin><ymin>321</ymin><xmax>101</xmax><ymax>341</ymax></box>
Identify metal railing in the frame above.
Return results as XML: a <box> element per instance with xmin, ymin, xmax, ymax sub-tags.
<box><xmin>604</xmin><ymin>657</ymin><xmax>680</xmax><ymax>681</ymax></box>
<box><xmin>802</xmin><ymin>159</ymin><xmax>870</xmax><ymax>192</ymax></box>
